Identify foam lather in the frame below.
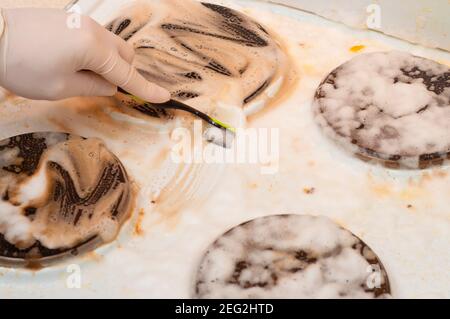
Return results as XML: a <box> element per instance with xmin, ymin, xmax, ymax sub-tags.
<box><xmin>107</xmin><ymin>0</ymin><xmax>287</xmax><ymax>115</ymax></box>
<box><xmin>314</xmin><ymin>51</ymin><xmax>450</xmax><ymax>169</ymax></box>
<box><xmin>195</xmin><ymin>214</ymin><xmax>391</xmax><ymax>299</ymax></box>
<box><xmin>0</xmin><ymin>132</ymin><xmax>132</xmax><ymax>264</ymax></box>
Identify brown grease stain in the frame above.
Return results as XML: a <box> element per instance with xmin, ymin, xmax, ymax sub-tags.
<box><xmin>303</xmin><ymin>187</ymin><xmax>315</xmax><ymax>195</ymax></box>
<box><xmin>25</xmin><ymin>260</ymin><xmax>44</xmax><ymax>271</ymax></box>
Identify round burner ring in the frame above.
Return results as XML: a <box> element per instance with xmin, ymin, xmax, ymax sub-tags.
<box><xmin>0</xmin><ymin>132</ymin><xmax>132</xmax><ymax>268</ymax></box>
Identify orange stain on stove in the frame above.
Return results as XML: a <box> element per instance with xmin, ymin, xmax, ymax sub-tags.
<box><xmin>134</xmin><ymin>209</ymin><xmax>146</xmax><ymax>236</ymax></box>
<box><xmin>47</xmin><ymin>116</ymin><xmax>72</xmax><ymax>133</ymax></box>
<box><xmin>368</xmin><ymin>177</ymin><xmax>393</xmax><ymax>197</ymax></box>
<box><xmin>432</xmin><ymin>169</ymin><xmax>448</xmax><ymax>178</ymax></box>
<box><xmin>407</xmin><ymin>169</ymin><xmax>449</xmax><ymax>187</ymax></box>
<box><xmin>291</xmin><ymin>137</ymin><xmax>302</xmax><ymax>153</ymax></box>
<box><xmin>84</xmin><ymin>251</ymin><xmax>103</xmax><ymax>263</ymax></box>
<box><xmin>419</xmin><ymin>172</ymin><xmax>433</xmax><ymax>184</ymax></box>
<box><xmin>371</xmin><ymin>184</ymin><xmax>392</xmax><ymax>197</ymax></box>
<box><xmin>248</xmin><ymin>183</ymin><xmax>259</xmax><ymax>189</ymax></box>
<box><xmin>367</xmin><ymin>173</ymin><xmax>429</xmax><ymax>200</ymax></box>
<box><xmin>350</xmin><ymin>45</ymin><xmax>366</xmax><ymax>53</ymax></box>
<box><xmin>0</xmin><ymin>90</ymin><xmax>17</xmax><ymax>102</ymax></box>
<box><xmin>398</xmin><ymin>186</ymin><xmax>425</xmax><ymax>201</ymax></box>
<box><xmin>300</xmin><ymin>63</ymin><xmax>317</xmax><ymax>75</ymax></box>
<box><xmin>303</xmin><ymin>187</ymin><xmax>315</xmax><ymax>195</ymax></box>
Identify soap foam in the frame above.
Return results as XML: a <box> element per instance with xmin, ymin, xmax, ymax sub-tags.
<box><xmin>0</xmin><ymin>132</ymin><xmax>132</xmax><ymax>260</ymax></box>
<box><xmin>195</xmin><ymin>215</ymin><xmax>391</xmax><ymax>299</ymax></box>
<box><xmin>314</xmin><ymin>51</ymin><xmax>450</xmax><ymax>169</ymax></box>
<box><xmin>107</xmin><ymin>0</ymin><xmax>288</xmax><ymax>115</ymax></box>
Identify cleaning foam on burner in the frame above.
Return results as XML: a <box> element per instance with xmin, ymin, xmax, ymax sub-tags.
<box><xmin>0</xmin><ymin>201</ymin><xmax>34</xmax><ymax>249</ymax></box>
<box><xmin>195</xmin><ymin>215</ymin><xmax>391</xmax><ymax>299</ymax></box>
<box><xmin>107</xmin><ymin>0</ymin><xmax>288</xmax><ymax>116</ymax></box>
<box><xmin>0</xmin><ymin>132</ymin><xmax>133</xmax><ymax>258</ymax></box>
<box><xmin>314</xmin><ymin>51</ymin><xmax>450</xmax><ymax>169</ymax></box>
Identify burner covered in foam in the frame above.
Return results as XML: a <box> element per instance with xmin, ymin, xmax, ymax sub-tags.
<box><xmin>313</xmin><ymin>51</ymin><xmax>450</xmax><ymax>169</ymax></box>
<box><xmin>107</xmin><ymin>0</ymin><xmax>287</xmax><ymax>115</ymax></box>
<box><xmin>195</xmin><ymin>214</ymin><xmax>391</xmax><ymax>299</ymax></box>
<box><xmin>0</xmin><ymin>132</ymin><xmax>132</xmax><ymax>267</ymax></box>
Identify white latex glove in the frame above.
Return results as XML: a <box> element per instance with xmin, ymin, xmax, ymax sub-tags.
<box><xmin>0</xmin><ymin>8</ymin><xmax>171</xmax><ymax>102</ymax></box>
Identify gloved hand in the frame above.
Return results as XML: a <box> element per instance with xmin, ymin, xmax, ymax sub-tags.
<box><xmin>0</xmin><ymin>8</ymin><xmax>171</xmax><ymax>102</ymax></box>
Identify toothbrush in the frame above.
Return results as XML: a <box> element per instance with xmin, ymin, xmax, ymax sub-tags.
<box><xmin>118</xmin><ymin>88</ymin><xmax>236</xmax><ymax>134</ymax></box>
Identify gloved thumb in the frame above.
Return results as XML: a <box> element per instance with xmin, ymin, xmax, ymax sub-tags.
<box><xmin>49</xmin><ymin>71</ymin><xmax>117</xmax><ymax>100</ymax></box>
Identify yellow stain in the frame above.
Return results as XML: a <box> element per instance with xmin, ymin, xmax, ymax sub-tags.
<box><xmin>248</xmin><ymin>183</ymin><xmax>259</xmax><ymax>189</ymax></box>
<box><xmin>371</xmin><ymin>183</ymin><xmax>392</xmax><ymax>197</ymax></box>
<box><xmin>367</xmin><ymin>173</ymin><xmax>393</xmax><ymax>197</ymax></box>
<box><xmin>134</xmin><ymin>209</ymin><xmax>146</xmax><ymax>236</ymax></box>
<box><xmin>399</xmin><ymin>186</ymin><xmax>425</xmax><ymax>201</ymax></box>
<box><xmin>350</xmin><ymin>45</ymin><xmax>366</xmax><ymax>53</ymax></box>
<box><xmin>301</xmin><ymin>64</ymin><xmax>316</xmax><ymax>75</ymax></box>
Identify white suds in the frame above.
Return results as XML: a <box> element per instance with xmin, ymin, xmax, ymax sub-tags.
<box><xmin>314</xmin><ymin>51</ymin><xmax>450</xmax><ymax>166</ymax></box>
<box><xmin>196</xmin><ymin>215</ymin><xmax>390</xmax><ymax>299</ymax></box>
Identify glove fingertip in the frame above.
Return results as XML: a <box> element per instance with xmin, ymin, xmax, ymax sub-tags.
<box><xmin>93</xmin><ymin>83</ymin><xmax>117</xmax><ymax>97</ymax></box>
<box><xmin>144</xmin><ymin>84</ymin><xmax>171</xmax><ymax>103</ymax></box>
